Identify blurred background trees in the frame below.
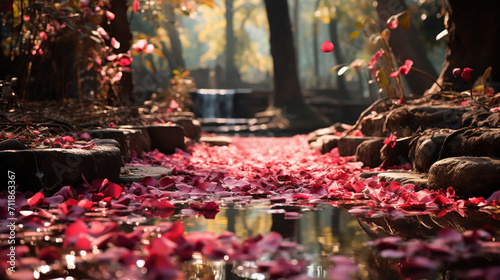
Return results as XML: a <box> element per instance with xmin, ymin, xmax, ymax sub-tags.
<box><xmin>1</xmin><ymin>0</ymin><xmax>472</xmax><ymax>121</ymax></box>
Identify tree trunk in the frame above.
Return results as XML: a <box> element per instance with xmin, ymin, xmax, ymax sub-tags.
<box><xmin>328</xmin><ymin>16</ymin><xmax>349</xmax><ymax>96</ymax></box>
<box><xmin>224</xmin><ymin>0</ymin><xmax>241</xmax><ymax>88</ymax></box>
<box><xmin>105</xmin><ymin>0</ymin><xmax>134</xmax><ymax>105</ymax></box>
<box><xmin>264</xmin><ymin>0</ymin><xmax>329</xmax><ymax>128</ymax></box>
<box><xmin>376</xmin><ymin>0</ymin><xmax>438</xmax><ymax>96</ymax></box>
<box><xmin>165</xmin><ymin>6</ymin><xmax>185</xmax><ymax>70</ymax></box>
<box><xmin>312</xmin><ymin>0</ymin><xmax>320</xmax><ymax>87</ymax></box>
<box><xmin>293</xmin><ymin>0</ymin><xmax>299</xmax><ymax>61</ymax></box>
<box><xmin>429</xmin><ymin>0</ymin><xmax>500</xmax><ymax>93</ymax></box>
<box><xmin>264</xmin><ymin>0</ymin><xmax>305</xmax><ymax>110</ymax></box>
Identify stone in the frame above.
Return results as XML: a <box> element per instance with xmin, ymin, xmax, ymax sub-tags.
<box><xmin>120</xmin><ymin>166</ymin><xmax>172</xmax><ymax>184</ymax></box>
<box><xmin>0</xmin><ymin>142</ymin><xmax>121</xmax><ymax>194</ymax></box>
<box><xmin>380</xmin><ymin>136</ymin><xmax>413</xmax><ymax>167</ymax></box>
<box><xmin>441</xmin><ymin>128</ymin><xmax>500</xmax><ymax>158</ymax></box>
<box><xmin>355</xmin><ymin>138</ymin><xmax>385</xmax><ymax>167</ymax></box>
<box><xmin>200</xmin><ymin>136</ymin><xmax>232</xmax><ymax>146</ymax></box>
<box><xmin>147</xmin><ymin>124</ymin><xmax>186</xmax><ymax>154</ymax></box>
<box><xmin>338</xmin><ymin>136</ymin><xmax>374</xmax><ymax>157</ymax></box>
<box><xmin>478</xmin><ymin>112</ymin><xmax>500</xmax><ymax>128</ymax></box>
<box><xmin>461</xmin><ymin>109</ymin><xmax>491</xmax><ymax>127</ymax></box>
<box><xmin>428</xmin><ymin>157</ymin><xmax>500</xmax><ymax>198</ymax></box>
<box><xmin>384</xmin><ymin>106</ymin><xmax>467</xmax><ymax>137</ymax></box>
<box><xmin>0</xmin><ymin>139</ymin><xmax>27</xmax><ymax>150</ymax></box>
<box><xmin>378</xmin><ymin>171</ymin><xmax>428</xmax><ymax>187</ymax></box>
<box><xmin>309</xmin><ymin>135</ymin><xmax>340</xmax><ymax>154</ymax></box>
<box><xmin>117</xmin><ymin>126</ymin><xmax>152</xmax><ymax>156</ymax></box>
<box><xmin>361</xmin><ymin>112</ymin><xmax>387</xmax><ymax>137</ymax></box>
<box><xmin>412</xmin><ymin>134</ymin><xmax>449</xmax><ymax>172</ymax></box>
<box><xmin>307</xmin><ymin>123</ymin><xmax>348</xmax><ymax>143</ymax></box>
<box><xmin>168</xmin><ymin>117</ymin><xmax>202</xmax><ymax>140</ymax></box>
<box><xmin>90</xmin><ymin>127</ymin><xmax>151</xmax><ymax>162</ymax></box>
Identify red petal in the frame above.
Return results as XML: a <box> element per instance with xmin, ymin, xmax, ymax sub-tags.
<box><xmin>102</xmin><ymin>182</ymin><xmax>123</xmax><ymax>199</ymax></box>
<box><xmin>320</xmin><ymin>41</ymin><xmax>334</xmax><ymax>53</ymax></box>
<box><xmin>28</xmin><ymin>192</ymin><xmax>45</xmax><ymax>206</ymax></box>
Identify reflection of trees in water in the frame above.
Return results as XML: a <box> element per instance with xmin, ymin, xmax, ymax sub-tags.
<box><xmin>235</xmin><ymin>205</ymin><xmax>273</xmax><ymax>238</ymax></box>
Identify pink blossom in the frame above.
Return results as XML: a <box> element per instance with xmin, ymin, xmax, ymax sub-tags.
<box><xmin>390</xmin><ymin>59</ymin><xmax>413</xmax><ymax>77</ymax></box>
<box><xmin>388</xmin><ymin>18</ymin><xmax>398</xmax><ymax>29</ymax></box>
<box><xmin>368</xmin><ymin>50</ymin><xmax>384</xmax><ymax>69</ymax></box>
<box><xmin>133</xmin><ymin>39</ymin><xmax>148</xmax><ymax>52</ymax></box>
<box><xmin>39</xmin><ymin>31</ymin><xmax>48</xmax><ymax>41</ymax></box>
<box><xmin>461</xmin><ymin>67</ymin><xmax>473</xmax><ymax>82</ymax></box>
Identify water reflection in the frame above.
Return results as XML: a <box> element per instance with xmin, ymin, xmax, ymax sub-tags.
<box><xmin>182</xmin><ymin>201</ymin><xmax>370</xmax><ymax>279</ymax></box>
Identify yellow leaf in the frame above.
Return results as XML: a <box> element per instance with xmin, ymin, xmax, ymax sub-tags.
<box><xmin>145</xmin><ymin>60</ymin><xmax>155</xmax><ymax>73</ymax></box>
<box><xmin>154</xmin><ymin>49</ymin><xmax>166</xmax><ymax>59</ymax></box>
<box><xmin>172</xmin><ymin>69</ymin><xmax>180</xmax><ymax>75</ymax></box>
<box><xmin>349</xmin><ymin>30</ymin><xmax>360</xmax><ymax>41</ymax></box>
<box><xmin>481</xmin><ymin>66</ymin><xmax>492</xmax><ymax>86</ymax></box>
<box><xmin>330</xmin><ymin>64</ymin><xmax>345</xmax><ymax>74</ymax></box>
<box><xmin>321</xmin><ymin>15</ymin><xmax>330</xmax><ymax>24</ymax></box>
<box><xmin>354</xmin><ymin>22</ymin><xmax>363</xmax><ymax>29</ymax></box>
<box><xmin>398</xmin><ymin>11</ymin><xmax>411</xmax><ymax>31</ymax></box>
<box><xmin>380</xmin><ymin>28</ymin><xmax>391</xmax><ymax>40</ymax></box>
<box><xmin>472</xmin><ymin>85</ymin><xmax>484</xmax><ymax>93</ymax></box>
<box><xmin>377</xmin><ymin>69</ymin><xmax>389</xmax><ymax>87</ymax></box>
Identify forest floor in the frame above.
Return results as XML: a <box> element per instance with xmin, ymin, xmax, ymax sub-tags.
<box><xmin>2</xmin><ymin>134</ymin><xmax>500</xmax><ymax>279</ymax></box>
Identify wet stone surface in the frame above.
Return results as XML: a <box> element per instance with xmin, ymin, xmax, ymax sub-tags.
<box><xmin>428</xmin><ymin>156</ymin><xmax>500</xmax><ymax>198</ymax></box>
<box><xmin>377</xmin><ymin>170</ymin><xmax>428</xmax><ymax>187</ymax></box>
<box><xmin>119</xmin><ymin>166</ymin><xmax>172</xmax><ymax>184</ymax></box>
<box><xmin>0</xmin><ymin>141</ymin><xmax>121</xmax><ymax>193</ymax></box>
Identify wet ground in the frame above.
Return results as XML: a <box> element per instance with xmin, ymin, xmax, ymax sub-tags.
<box><xmin>2</xmin><ymin>136</ymin><xmax>500</xmax><ymax>279</ymax></box>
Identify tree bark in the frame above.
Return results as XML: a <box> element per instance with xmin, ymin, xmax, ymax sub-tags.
<box><xmin>328</xmin><ymin>16</ymin><xmax>349</xmax><ymax>96</ymax></box>
<box><xmin>263</xmin><ymin>0</ymin><xmax>304</xmax><ymax>110</ymax></box>
<box><xmin>263</xmin><ymin>0</ymin><xmax>329</xmax><ymax>128</ymax></box>
<box><xmin>293</xmin><ymin>0</ymin><xmax>299</xmax><ymax>61</ymax></box>
<box><xmin>312</xmin><ymin>0</ymin><xmax>320</xmax><ymax>87</ymax></box>
<box><xmin>429</xmin><ymin>0</ymin><xmax>500</xmax><ymax>93</ymax></box>
<box><xmin>165</xmin><ymin>6</ymin><xmax>185</xmax><ymax>71</ymax></box>
<box><xmin>224</xmin><ymin>0</ymin><xmax>241</xmax><ymax>88</ymax></box>
<box><xmin>105</xmin><ymin>0</ymin><xmax>134</xmax><ymax>105</ymax></box>
<box><xmin>376</xmin><ymin>0</ymin><xmax>438</xmax><ymax>96</ymax></box>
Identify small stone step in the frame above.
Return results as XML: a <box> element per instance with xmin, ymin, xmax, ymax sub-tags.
<box><xmin>442</xmin><ymin>128</ymin><xmax>500</xmax><ymax>158</ymax></box>
<box><xmin>377</xmin><ymin>171</ymin><xmax>428</xmax><ymax>187</ymax></box>
<box><xmin>355</xmin><ymin>138</ymin><xmax>385</xmax><ymax>167</ymax></box>
<box><xmin>338</xmin><ymin>136</ymin><xmax>376</xmax><ymax>157</ymax></box>
<box><xmin>120</xmin><ymin>166</ymin><xmax>172</xmax><ymax>184</ymax></box>
<box><xmin>147</xmin><ymin>124</ymin><xmax>186</xmax><ymax>154</ymax></box>
<box><xmin>0</xmin><ymin>141</ymin><xmax>121</xmax><ymax>193</ymax></box>
<box><xmin>168</xmin><ymin>116</ymin><xmax>202</xmax><ymax>140</ymax></box>
<box><xmin>309</xmin><ymin>135</ymin><xmax>340</xmax><ymax>154</ymax></box>
<box><xmin>200</xmin><ymin>136</ymin><xmax>232</xmax><ymax>146</ymax></box>
<box><xmin>428</xmin><ymin>156</ymin><xmax>500</xmax><ymax>198</ymax></box>
<box><xmin>90</xmin><ymin>127</ymin><xmax>151</xmax><ymax>162</ymax></box>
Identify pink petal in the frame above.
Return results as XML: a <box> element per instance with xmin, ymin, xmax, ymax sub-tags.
<box><xmin>111</xmin><ymin>37</ymin><xmax>120</xmax><ymax>49</ymax></box>
<box><xmin>28</xmin><ymin>192</ymin><xmax>45</xmax><ymax>206</ymax></box>
<box><xmin>145</xmin><ymin>44</ymin><xmax>155</xmax><ymax>54</ymax></box>
<box><xmin>102</xmin><ymin>182</ymin><xmax>123</xmax><ymax>199</ymax></box>
<box><xmin>133</xmin><ymin>0</ymin><xmax>140</xmax><ymax>13</ymax></box>
<box><xmin>321</xmin><ymin>41</ymin><xmax>334</xmax><ymax>53</ymax></box>
<box><xmin>106</xmin><ymin>11</ymin><xmax>115</xmax><ymax>20</ymax></box>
